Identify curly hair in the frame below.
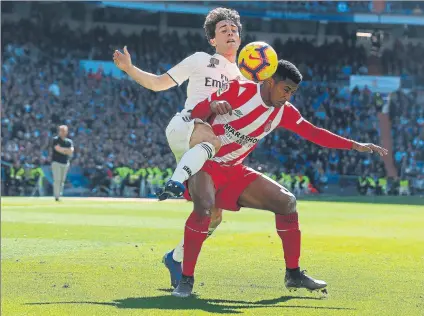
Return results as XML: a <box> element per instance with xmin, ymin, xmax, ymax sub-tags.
<box><xmin>273</xmin><ymin>60</ymin><xmax>303</xmax><ymax>84</ymax></box>
<box><xmin>203</xmin><ymin>7</ymin><xmax>242</xmax><ymax>41</ymax></box>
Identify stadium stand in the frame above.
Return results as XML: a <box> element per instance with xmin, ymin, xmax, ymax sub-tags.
<box><xmin>1</xmin><ymin>3</ymin><xmax>423</xmax><ymax>197</ymax></box>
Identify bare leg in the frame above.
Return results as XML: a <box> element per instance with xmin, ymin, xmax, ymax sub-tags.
<box><xmin>238</xmin><ymin>174</ymin><xmax>327</xmax><ymax>292</ymax></box>
<box><xmin>238</xmin><ymin>174</ymin><xmax>300</xmax><ymax>269</ymax></box>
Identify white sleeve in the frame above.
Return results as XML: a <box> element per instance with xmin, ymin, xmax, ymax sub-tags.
<box><xmin>167</xmin><ymin>52</ymin><xmax>201</xmax><ymax>86</ymax></box>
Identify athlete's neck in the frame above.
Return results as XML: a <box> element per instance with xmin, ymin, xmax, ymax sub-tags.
<box><xmin>260</xmin><ymin>85</ymin><xmax>273</xmax><ymax>107</ymax></box>
<box><xmin>215</xmin><ymin>51</ymin><xmax>237</xmax><ymax>63</ymax></box>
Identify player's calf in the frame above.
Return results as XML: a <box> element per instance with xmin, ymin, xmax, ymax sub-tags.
<box><xmin>163</xmin><ymin>207</ymin><xmax>221</xmax><ymax>289</ymax></box>
<box><xmin>206</xmin><ymin>207</ymin><xmax>222</xmax><ymax>238</ymax></box>
<box><xmin>171</xmin><ymin>172</ymin><xmax>215</xmax><ymax>297</ymax></box>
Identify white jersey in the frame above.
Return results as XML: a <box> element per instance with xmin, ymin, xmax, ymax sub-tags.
<box><xmin>167</xmin><ymin>52</ymin><xmax>243</xmax><ymax>111</ymax></box>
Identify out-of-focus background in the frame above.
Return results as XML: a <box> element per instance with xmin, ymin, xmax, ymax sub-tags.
<box><xmin>2</xmin><ymin>1</ymin><xmax>423</xmax><ymax>198</ymax></box>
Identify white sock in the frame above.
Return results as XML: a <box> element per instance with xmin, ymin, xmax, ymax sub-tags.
<box><xmin>172</xmin><ymin>227</ymin><xmax>217</xmax><ymax>262</ymax></box>
<box><xmin>170</xmin><ymin>142</ymin><xmax>215</xmax><ymax>183</ymax></box>
<box><xmin>172</xmin><ymin>238</ymin><xmax>184</xmax><ymax>262</ymax></box>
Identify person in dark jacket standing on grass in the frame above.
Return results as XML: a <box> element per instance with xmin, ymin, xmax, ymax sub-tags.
<box><xmin>51</xmin><ymin>125</ymin><xmax>74</xmax><ymax>201</ymax></box>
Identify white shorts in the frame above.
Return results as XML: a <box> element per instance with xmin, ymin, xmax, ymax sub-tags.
<box><xmin>165</xmin><ymin>109</ymin><xmax>208</xmax><ymax>162</ymax></box>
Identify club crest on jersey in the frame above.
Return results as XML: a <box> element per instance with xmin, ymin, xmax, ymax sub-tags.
<box><xmin>234</xmin><ymin>109</ymin><xmax>243</xmax><ymax>117</ymax></box>
<box><xmin>207</xmin><ymin>58</ymin><xmax>219</xmax><ymax>68</ymax></box>
<box><xmin>264</xmin><ymin>120</ymin><xmax>272</xmax><ymax>133</ymax></box>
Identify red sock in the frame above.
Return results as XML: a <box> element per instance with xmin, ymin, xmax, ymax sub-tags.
<box><xmin>275</xmin><ymin>213</ymin><xmax>301</xmax><ymax>269</ymax></box>
<box><xmin>182</xmin><ymin>211</ymin><xmax>211</xmax><ymax>276</ymax></box>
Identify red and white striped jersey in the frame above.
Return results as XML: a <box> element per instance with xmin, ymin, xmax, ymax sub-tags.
<box><xmin>192</xmin><ymin>80</ymin><xmax>287</xmax><ymax>166</ymax></box>
<box><xmin>211</xmin><ymin>81</ymin><xmax>282</xmax><ymax>165</ymax></box>
<box><xmin>191</xmin><ymin>80</ymin><xmax>353</xmax><ymax>166</ymax></box>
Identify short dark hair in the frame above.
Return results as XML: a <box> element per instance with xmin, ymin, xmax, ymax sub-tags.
<box><xmin>273</xmin><ymin>60</ymin><xmax>303</xmax><ymax>84</ymax></box>
<box><xmin>204</xmin><ymin>7</ymin><xmax>242</xmax><ymax>41</ymax></box>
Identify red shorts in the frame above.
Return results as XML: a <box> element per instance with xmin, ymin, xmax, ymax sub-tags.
<box><xmin>183</xmin><ymin>160</ymin><xmax>260</xmax><ymax>211</ymax></box>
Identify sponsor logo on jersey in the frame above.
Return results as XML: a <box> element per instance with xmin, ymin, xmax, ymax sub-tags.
<box><xmin>207</xmin><ymin>57</ymin><xmax>220</xmax><ymax>68</ymax></box>
<box><xmin>205</xmin><ymin>74</ymin><xmax>230</xmax><ymax>89</ymax></box>
<box><xmin>224</xmin><ymin>123</ymin><xmax>259</xmax><ymax>147</ymax></box>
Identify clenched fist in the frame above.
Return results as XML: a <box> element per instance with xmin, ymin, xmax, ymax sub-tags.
<box><xmin>210</xmin><ymin>100</ymin><xmax>233</xmax><ymax>115</ymax></box>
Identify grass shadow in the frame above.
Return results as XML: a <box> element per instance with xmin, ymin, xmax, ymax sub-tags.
<box><xmin>26</xmin><ymin>292</ymin><xmax>355</xmax><ymax>314</ymax></box>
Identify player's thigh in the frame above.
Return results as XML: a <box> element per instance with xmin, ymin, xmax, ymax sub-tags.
<box><xmin>187</xmin><ymin>171</ymin><xmax>216</xmax><ymax>216</ymax></box>
<box><xmin>238</xmin><ymin>173</ymin><xmax>297</xmax><ymax>215</ymax></box>
<box><xmin>165</xmin><ymin>115</ymin><xmax>195</xmax><ymax>162</ymax></box>
<box><xmin>189</xmin><ymin>122</ymin><xmax>221</xmax><ymax>152</ymax></box>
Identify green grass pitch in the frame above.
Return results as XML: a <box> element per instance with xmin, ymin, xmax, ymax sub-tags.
<box><xmin>1</xmin><ymin>197</ymin><xmax>424</xmax><ymax>316</ymax></box>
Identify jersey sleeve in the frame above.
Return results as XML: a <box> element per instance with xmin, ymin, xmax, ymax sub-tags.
<box><xmin>166</xmin><ymin>52</ymin><xmax>201</xmax><ymax>86</ymax></box>
<box><xmin>191</xmin><ymin>80</ymin><xmax>240</xmax><ymax>121</ymax></box>
<box><xmin>279</xmin><ymin>102</ymin><xmax>353</xmax><ymax>150</ymax></box>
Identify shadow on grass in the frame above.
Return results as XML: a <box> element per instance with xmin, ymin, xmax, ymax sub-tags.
<box><xmin>26</xmin><ymin>291</ymin><xmax>355</xmax><ymax>314</ymax></box>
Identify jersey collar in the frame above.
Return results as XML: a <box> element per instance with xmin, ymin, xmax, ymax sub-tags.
<box><xmin>212</xmin><ymin>53</ymin><xmax>237</xmax><ymax>66</ymax></box>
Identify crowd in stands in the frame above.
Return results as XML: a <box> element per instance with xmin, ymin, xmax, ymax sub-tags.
<box><xmin>1</xmin><ymin>16</ymin><xmax>423</xmax><ymax>197</ymax></box>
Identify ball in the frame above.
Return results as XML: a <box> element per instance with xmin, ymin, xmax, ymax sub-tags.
<box><xmin>237</xmin><ymin>41</ymin><xmax>278</xmax><ymax>82</ymax></box>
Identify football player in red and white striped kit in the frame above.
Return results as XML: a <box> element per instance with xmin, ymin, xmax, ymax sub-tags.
<box><xmin>171</xmin><ymin>60</ymin><xmax>388</xmax><ymax>297</ymax></box>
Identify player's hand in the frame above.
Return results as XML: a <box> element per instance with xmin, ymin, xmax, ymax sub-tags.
<box><xmin>352</xmin><ymin>142</ymin><xmax>388</xmax><ymax>156</ymax></box>
<box><xmin>113</xmin><ymin>46</ymin><xmax>132</xmax><ymax>73</ymax></box>
<box><xmin>210</xmin><ymin>100</ymin><xmax>233</xmax><ymax>115</ymax></box>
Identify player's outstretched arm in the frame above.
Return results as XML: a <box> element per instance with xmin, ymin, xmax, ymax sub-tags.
<box><xmin>280</xmin><ymin>103</ymin><xmax>388</xmax><ymax>156</ymax></box>
<box><xmin>351</xmin><ymin>142</ymin><xmax>388</xmax><ymax>156</ymax></box>
<box><xmin>113</xmin><ymin>46</ymin><xmax>176</xmax><ymax>92</ymax></box>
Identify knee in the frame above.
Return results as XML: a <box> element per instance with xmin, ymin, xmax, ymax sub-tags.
<box><xmin>199</xmin><ymin>132</ymin><xmax>221</xmax><ymax>153</ymax></box>
<box><xmin>191</xmin><ymin>124</ymin><xmax>221</xmax><ymax>153</ymax></box>
<box><xmin>275</xmin><ymin>193</ymin><xmax>297</xmax><ymax>215</ymax></box>
<box><xmin>207</xmin><ymin>135</ymin><xmax>221</xmax><ymax>153</ymax></box>
<box><xmin>286</xmin><ymin>194</ymin><xmax>297</xmax><ymax>214</ymax></box>
<box><xmin>192</xmin><ymin>193</ymin><xmax>215</xmax><ymax>218</ymax></box>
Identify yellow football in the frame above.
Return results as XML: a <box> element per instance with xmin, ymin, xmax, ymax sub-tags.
<box><xmin>238</xmin><ymin>41</ymin><xmax>278</xmax><ymax>82</ymax></box>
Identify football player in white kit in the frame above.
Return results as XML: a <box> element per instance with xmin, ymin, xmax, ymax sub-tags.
<box><xmin>113</xmin><ymin>8</ymin><xmax>243</xmax><ymax>287</ymax></box>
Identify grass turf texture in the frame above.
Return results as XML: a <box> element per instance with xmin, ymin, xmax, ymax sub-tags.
<box><xmin>1</xmin><ymin>197</ymin><xmax>423</xmax><ymax>316</ymax></box>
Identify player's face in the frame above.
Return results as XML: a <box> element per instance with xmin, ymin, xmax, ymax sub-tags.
<box><xmin>211</xmin><ymin>20</ymin><xmax>241</xmax><ymax>55</ymax></box>
<box><xmin>270</xmin><ymin>79</ymin><xmax>298</xmax><ymax>107</ymax></box>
